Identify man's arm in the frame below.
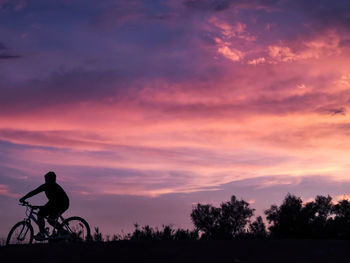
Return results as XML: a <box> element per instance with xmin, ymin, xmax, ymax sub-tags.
<box><xmin>19</xmin><ymin>184</ymin><xmax>46</xmax><ymax>203</ymax></box>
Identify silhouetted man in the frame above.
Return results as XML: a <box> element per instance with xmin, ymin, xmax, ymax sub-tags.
<box><xmin>19</xmin><ymin>171</ymin><xmax>69</xmax><ymax>240</ymax></box>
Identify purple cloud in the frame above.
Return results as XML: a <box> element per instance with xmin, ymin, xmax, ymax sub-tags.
<box><xmin>0</xmin><ymin>41</ymin><xmax>21</xmax><ymax>59</ymax></box>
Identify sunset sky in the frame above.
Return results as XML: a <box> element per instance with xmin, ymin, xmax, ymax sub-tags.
<box><xmin>1</xmin><ymin>0</ymin><xmax>350</xmax><ymax>238</ymax></box>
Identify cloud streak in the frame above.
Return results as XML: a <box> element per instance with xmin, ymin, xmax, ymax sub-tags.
<box><xmin>0</xmin><ymin>41</ymin><xmax>21</xmax><ymax>59</ymax></box>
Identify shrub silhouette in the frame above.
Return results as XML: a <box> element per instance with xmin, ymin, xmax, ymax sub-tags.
<box><xmin>93</xmin><ymin>227</ymin><xmax>104</xmax><ymax>242</ymax></box>
<box><xmin>173</xmin><ymin>228</ymin><xmax>199</xmax><ymax>240</ymax></box>
<box><xmin>191</xmin><ymin>195</ymin><xmax>254</xmax><ymax>239</ymax></box>
<box><xmin>129</xmin><ymin>224</ymin><xmax>198</xmax><ymax>240</ymax></box>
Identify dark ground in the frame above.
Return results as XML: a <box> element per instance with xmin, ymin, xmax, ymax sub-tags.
<box><xmin>1</xmin><ymin>240</ymin><xmax>350</xmax><ymax>263</ymax></box>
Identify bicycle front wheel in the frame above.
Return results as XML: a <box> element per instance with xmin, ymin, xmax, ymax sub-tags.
<box><xmin>59</xmin><ymin>216</ymin><xmax>91</xmax><ymax>242</ymax></box>
<box><xmin>6</xmin><ymin>221</ymin><xmax>34</xmax><ymax>245</ymax></box>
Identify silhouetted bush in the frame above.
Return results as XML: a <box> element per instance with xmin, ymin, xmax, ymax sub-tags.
<box><xmin>93</xmin><ymin>227</ymin><xmax>104</xmax><ymax>242</ymax></box>
<box><xmin>191</xmin><ymin>195</ymin><xmax>255</xmax><ymax>239</ymax></box>
<box><xmin>173</xmin><ymin>228</ymin><xmax>199</xmax><ymax>240</ymax></box>
<box><xmin>130</xmin><ymin>224</ymin><xmax>154</xmax><ymax>240</ymax></box>
<box><xmin>129</xmin><ymin>224</ymin><xmax>198</xmax><ymax>240</ymax></box>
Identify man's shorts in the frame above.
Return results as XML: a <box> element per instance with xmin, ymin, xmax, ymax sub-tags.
<box><xmin>39</xmin><ymin>201</ymin><xmax>69</xmax><ymax>219</ymax></box>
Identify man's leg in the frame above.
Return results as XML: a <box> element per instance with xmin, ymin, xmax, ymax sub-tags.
<box><xmin>37</xmin><ymin>205</ymin><xmax>50</xmax><ymax>233</ymax></box>
<box><xmin>47</xmin><ymin>217</ymin><xmax>57</xmax><ymax>227</ymax></box>
<box><xmin>47</xmin><ymin>203</ymin><xmax>69</xmax><ymax>229</ymax></box>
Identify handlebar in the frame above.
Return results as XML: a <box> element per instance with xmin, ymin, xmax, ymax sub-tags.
<box><xmin>19</xmin><ymin>201</ymin><xmax>40</xmax><ymax>210</ymax></box>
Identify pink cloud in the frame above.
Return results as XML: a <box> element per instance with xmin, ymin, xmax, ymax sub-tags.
<box><xmin>217</xmin><ymin>45</ymin><xmax>243</xmax><ymax>61</ymax></box>
<box><xmin>0</xmin><ymin>184</ymin><xmax>19</xmax><ymax>198</ymax></box>
<box><xmin>247</xmin><ymin>57</ymin><xmax>266</xmax><ymax>65</ymax></box>
<box><xmin>209</xmin><ymin>17</ymin><xmax>256</xmax><ymax>41</ymax></box>
<box><xmin>267</xmin><ymin>32</ymin><xmax>340</xmax><ymax>63</ymax></box>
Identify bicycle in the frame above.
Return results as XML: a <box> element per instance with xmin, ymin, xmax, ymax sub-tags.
<box><xmin>6</xmin><ymin>201</ymin><xmax>91</xmax><ymax>245</ymax></box>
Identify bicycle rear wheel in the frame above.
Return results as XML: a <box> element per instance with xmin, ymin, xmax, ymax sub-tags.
<box><xmin>6</xmin><ymin>221</ymin><xmax>34</xmax><ymax>245</ymax></box>
<box><xmin>59</xmin><ymin>216</ymin><xmax>91</xmax><ymax>242</ymax></box>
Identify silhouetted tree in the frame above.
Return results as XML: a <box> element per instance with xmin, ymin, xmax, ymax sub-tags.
<box><xmin>311</xmin><ymin>195</ymin><xmax>333</xmax><ymax>237</ymax></box>
<box><xmin>298</xmin><ymin>200</ymin><xmax>317</xmax><ymax>237</ymax></box>
<box><xmin>330</xmin><ymin>199</ymin><xmax>350</xmax><ymax>238</ymax></box>
<box><xmin>265</xmin><ymin>193</ymin><xmax>303</xmax><ymax>238</ymax></box>
<box><xmin>314</xmin><ymin>195</ymin><xmax>333</xmax><ymax>220</ymax></box>
<box><xmin>191</xmin><ymin>195</ymin><xmax>254</xmax><ymax>239</ymax></box>
<box><xmin>249</xmin><ymin>216</ymin><xmax>267</xmax><ymax>238</ymax></box>
<box><xmin>265</xmin><ymin>194</ymin><xmax>340</xmax><ymax>238</ymax></box>
<box><xmin>190</xmin><ymin>204</ymin><xmax>221</xmax><ymax>239</ymax></box>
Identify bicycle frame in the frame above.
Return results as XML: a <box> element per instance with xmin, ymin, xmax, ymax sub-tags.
<box><xmin>24</xmin><ymin>205</ymin><xmax>39</xmax><ymax>227</ymax></box>
<box><xmin>21</xmin><ymin>203</ymin><xmax>67</xmax><ymax>238</ymax></box>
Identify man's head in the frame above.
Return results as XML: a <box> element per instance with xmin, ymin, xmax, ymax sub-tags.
<box><xmin>45</xmin><ymin>171</ymin><xmax>56</xmax><ymax>184</ymax></box>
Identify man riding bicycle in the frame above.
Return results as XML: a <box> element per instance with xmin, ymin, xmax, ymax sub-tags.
<box><xmin>19</xmin><ymin>171</ymin><xmax>69</xmax><ymax>240</ymax></box>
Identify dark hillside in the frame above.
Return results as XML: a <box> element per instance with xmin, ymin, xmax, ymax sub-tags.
<box><xmin>1</xmin><ymin>240</ymin><xmax>350</xmax><ymax>263</ymax></box>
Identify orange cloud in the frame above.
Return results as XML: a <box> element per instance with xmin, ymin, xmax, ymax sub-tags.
<box><xmin>217</xmin><ymin>45</ymin><xmax>243</xmax><ymax>61</ymax></box>
<box><xmin>248</xmin><ymin>57</ymin><xmax>266</xmax><ymax>65</ymax></box>
<box><xmin>267</xmin><ymin>31</ymin><xmax>341</xmax><ymax>63</ymax></box>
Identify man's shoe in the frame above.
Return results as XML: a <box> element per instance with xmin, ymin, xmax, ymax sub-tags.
<box><xmin>34</xmin><ymin>232</ymin><xmax>46</xmax><ymax>241</ymax></box>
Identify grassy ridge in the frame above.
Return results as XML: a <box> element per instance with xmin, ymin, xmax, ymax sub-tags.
<box><xmin>2</xmin><ymin>240</ymin><xmax>350</xmax><ymax>263</ymax></box>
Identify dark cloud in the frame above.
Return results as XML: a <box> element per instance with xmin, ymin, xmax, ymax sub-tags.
<box><xmin>183</xmin><ymin>0</ymin><xmax>281</xmax><ymax>12</ymax></box>
<box><xmin>0</xmin><ymin>68</ymin><xmax>133</xmax><ymax>114</ymax></box>
<box><xmin>284</xmin><ymin>0</ymin><xmax>350</xmax><ymax>32</ymax></box>
<box><xmin>182</xmin><ymin>0</ymin><xmax>350</xmax><ymax>33</ymax></box>
<box><xmin>0</xmin><ymin>54</ymin><xmax>21</xmax><ymax>59</ymax></box>
<box><xmin>89</xmin><ymin>0</ymin><xmax>176</xmax><ymax>30</ymax></box>
<box><xmin>0</xmin><ymin>42</ymin><xmax>21</xmax><ymax>59</ymax></box>
<box><xmin>0</xmin><ymin>0</ymin><xmax>26</xmax><ymax>12</ymax></box>
<box><xmin>0</xmin><ymin>42</ymin><xmax>7</xmax><ymax>50</ymax></box>
<box><xmin>89</xmin><ymin>0</ymin><xmax>144</xmax><ymax>28</ymax></box>
<box><xmin>327</xmin><ymin>107</ymin><xmax>347</xmax><ymax>116</ymax></box>
<box><xmin>183</xmin><ymin>0</ymin><xmax>232</xmax><ymax>11</ymax></box>
<box><xmin>316</xmin><ymin>106</ymin><xmax>347</xmax><ymax>116</ymax></box>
